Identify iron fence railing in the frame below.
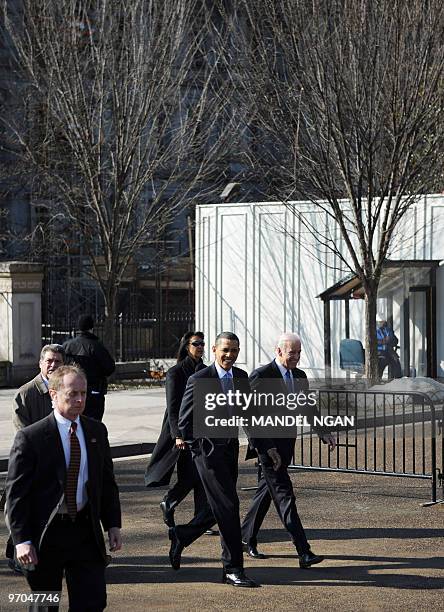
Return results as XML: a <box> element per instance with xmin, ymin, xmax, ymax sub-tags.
<box><xmin>42</xmin><ymin>310</ymin><xmax>195</xmax><ymax>360</ymax></box>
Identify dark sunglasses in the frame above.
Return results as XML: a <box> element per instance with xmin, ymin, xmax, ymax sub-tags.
<box><xmin>190</xmin><ymin>340</ymin><xmax>205</xmax><ymax>347</ymax></box>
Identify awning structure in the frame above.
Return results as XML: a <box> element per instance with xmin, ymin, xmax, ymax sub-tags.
<box><xmin>318</xmin><ymin>260</ymin><xmax>441</xmax><ymax>378</ymax></box>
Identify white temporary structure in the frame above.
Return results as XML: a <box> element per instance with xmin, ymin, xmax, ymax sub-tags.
<box><xmin>195</xmin><ymin>194</ymin><xmax>444</xmax><ymax>378</ymax></box>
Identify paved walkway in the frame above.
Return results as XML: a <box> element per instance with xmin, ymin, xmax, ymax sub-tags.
<box><xmin>0</xmin><ymin>456</ymin><xmax>442</xmax><ymax>611</ymax></box>
<box><xmin>0</xmin><ymin>386</ymin><xmax>167</xmax><ymax>460</ymax></box>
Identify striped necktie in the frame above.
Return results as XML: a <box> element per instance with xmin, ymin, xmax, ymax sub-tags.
<box><xmin>65</xmin><ymin>421</ymin><xmax>81</xmax><ymax>520</ymax></box>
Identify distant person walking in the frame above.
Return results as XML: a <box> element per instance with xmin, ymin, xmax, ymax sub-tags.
<box><xmin>63</xmin><ymin>315</ymin><xmax>115</xmax><ymax>421</ymax></box>
<box><xmin>376</xmin><ymin>315</ymin><xmax>402</xmax><ymax>379</ymax></box>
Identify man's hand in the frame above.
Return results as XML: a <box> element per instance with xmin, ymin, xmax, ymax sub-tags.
<box><xmin>175</xmin><ymin>437</ymin><xmax>187</xmax><ymax>450</ymax></box>
<box><xmin>108</xmin><ymin>527</ymin><xmax>122</xmax><ymax>552</ymax></box>
<box><xmin>16</xmin><ymin>543</ymin><xmax>38</xmax><ymax>567</ymax></box>
<box><xmin>267</xmin><ymin>447</ymin><xmax>282</xmax><ymax>471</ymax></box>
<box><xmin>321</xmin><ymin>433</ymin><xmax>337</xmax><ymax>451</ymax></box>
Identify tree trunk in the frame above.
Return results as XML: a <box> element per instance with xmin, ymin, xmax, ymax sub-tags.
<box><xmin>364</xmin><ymin>284</ymin><xmax>379</xmax><ymax>384</ymax></box>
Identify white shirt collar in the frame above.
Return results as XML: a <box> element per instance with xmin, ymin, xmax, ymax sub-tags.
<box><xmin>214</xmin><ymin>361</ymin><xmax>233</xmax><ymax>379</ymax></box>
<box><xmin>274</xmin><ymin>357</ymin><xmax>292</xmax><ymax>378</ymax></box>
<box><xmin>53</xmin><ymin>409</ymin><xmax>80</xmax><ymax>428</ymax></box>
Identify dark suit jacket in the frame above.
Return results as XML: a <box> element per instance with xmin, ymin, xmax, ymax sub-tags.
<box><xmin>63</xmin><ymin>332</ymin><xmax>115</xmax><ymax>394</ymax></box>
<box><xmin>246</xmin><ymin>360</ymin><xmax>313</xmax><ymax>463</ymax></box>
<box><xmin>13</xmin><ymin>374</ymin><xmax>52</xmax><ymax>431</ymax></box>
<box><xmin>178</xmin><ymin>363</ymin><xmax>273</xmax><ymax>454</ymax></box>
<box><xmin>6</xmin><ymin>412</ymin><xmax>121</xmax><ymax>561</ymax></box>
<box><xmin>144</xmin><ymin>356</ymin><xmax>204</xmax><ymax>487</ymax></box>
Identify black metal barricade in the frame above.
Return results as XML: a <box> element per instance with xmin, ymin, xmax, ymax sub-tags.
<box><xmin>288</xmin><ymin>389</ymin><xmax>443</xmax><ymax>505</ymax></box>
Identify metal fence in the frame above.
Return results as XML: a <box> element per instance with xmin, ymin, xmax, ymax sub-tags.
<box><xmin>290</xmin><ymin>389</ymin><xmax>443</xmax><ymax>505</ymax></box>
<box><xmin>42</xmin><ymin>310</ymin><xmax>195</xmax><ymax>361</ymax></box>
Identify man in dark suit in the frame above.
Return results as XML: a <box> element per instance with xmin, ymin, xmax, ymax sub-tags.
<box><xmin>63</xmin><ymin>315</ymin><xmax>115</xmax><ymax>421</ymax></box>
<box><xmin>6</xmin><ymin>365</ymin><xmax>122</xmax><ymax>611</ymax></box>
<box><xmin>13</xmin><ymin>344</ymin><xmax>65</xmax><ymax>430</ymax></box>
<box><xmin>6</xmin><ymin>344</ymin><xmax>66</xmax><ymax>574</ymax></box>
<box><xmin>241</xmin><ymin>332</ymin><xmax>336</xmax><ymax>568</ymax></box>
<box><xmin>169</xmin><ymin>332</ymin><xmax>277</xmax><ymax>588</ymax></box>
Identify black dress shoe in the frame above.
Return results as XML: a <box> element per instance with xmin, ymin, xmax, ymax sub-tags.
<box><xmin>222</xmin><ymin>569</ymin><xmax>260</xmax><ymax>587</ymax></box>
<box><xmin>299</xmin><ymin>551</ymin><xmax>325</xmax><ymax>569</ymax></box>
<box><xmin>204</xmin><ymin>529</ymin><xmax>219</xmax><ymax>536</ymax></box>
<box><xmin>244</xmin><ymin>544</ymin><xmax>266</xmax><ymax>559</ymax></box>
<box><xmin>168</xmin><ymin>528</ymin><xmax>183</xmax><ymax>570</ymax></box>
<box><xmin>160</xmin><ymin>500</ymin><xmax>175</xmax><ymax>528</ymax></box>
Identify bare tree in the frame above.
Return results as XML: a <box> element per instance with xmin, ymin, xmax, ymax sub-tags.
<box><xmin>222</xmin><ymin>0</ymin><xmax>444</xmax><ymax>380</ymax></box>
<box><xmin>2</xmin><ymin>0</ymin><xmax>234</xmax><ymax>349</ymax></box>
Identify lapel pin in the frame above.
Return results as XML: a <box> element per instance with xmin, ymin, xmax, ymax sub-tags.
<box><xmin>91</xmin><ymin>438</ymin><xmax>97</xmax><ymax>443</ymax></box>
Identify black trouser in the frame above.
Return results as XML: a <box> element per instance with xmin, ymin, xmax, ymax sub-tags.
<box><xmin>164</xmin><ymin>449</ymin><xmax>208</xmax><ymax>516</ymax></box>
<box><xmin>175</xmin><ymin>439</ymin><xmax>243</xmax><ymax>573</ymax></box>
<box><xmin>24</xmin><ymin>509</ymin><xmax>106</xmax><ymax>612</ymax></box>
<box><xmin>241</xmin><ymin>452</ymin><xmax>310</xmax><ymax>556</ymax></box>
<box><xmin>5</xmin><ymin>535</ymin><xmax>14</xmax><ymax>559</ymax></box>
<box><xmin>378</xmin><ymin>349</ymin><xmax>402</xmax><ymax>379</ymax></box>
<box><xmin>84</xmin><ymin>393</ymin><xmax>106</xmax><ymax>421</ymax></box>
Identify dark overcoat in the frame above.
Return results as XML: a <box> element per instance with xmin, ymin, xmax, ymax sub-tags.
<box><xmin>144</xmin><ymin>356</ymin><xmax>204</xmax><ymax>487</ymax></box>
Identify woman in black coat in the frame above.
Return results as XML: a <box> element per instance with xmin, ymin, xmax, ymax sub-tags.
<box><xmin>145</xmin><ymin>331</ymin><xmax>212</xmax><ymax>528</ymax></box>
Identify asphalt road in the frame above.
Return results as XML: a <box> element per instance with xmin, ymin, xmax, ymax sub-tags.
<box><xmin>1</xmin><ymin>456</ymin><xmax>442</xmax><ymax>611</ymax></box>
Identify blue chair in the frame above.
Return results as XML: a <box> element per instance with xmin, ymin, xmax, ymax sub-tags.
<box><xmin>339</xmin><ymin>339</ymin><xmax>365</xmax><ymax>375</ymax></box>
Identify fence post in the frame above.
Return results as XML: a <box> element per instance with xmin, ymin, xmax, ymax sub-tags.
<box><xmin>119</xmin><ymin>313</ymin><xmax>123</xmax><ymax>362</ymax></box>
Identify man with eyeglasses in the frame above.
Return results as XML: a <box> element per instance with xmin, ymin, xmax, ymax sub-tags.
<box><xmin>12</xmin><ymin>344</ymin><xmax>65</xmax><ymax>430</ymax></box>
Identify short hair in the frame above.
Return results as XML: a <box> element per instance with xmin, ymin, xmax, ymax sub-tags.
<box><xmin>48</xmin><ymin>365</ymin><xmax>87</xmax><ymax>391</ymax></box>
<box><xmin>215</xmin><ymin>331</ymin><xmax>240</xmax><ymax>346</ymax></box>
<box><xmin>78</xmin><ymin>314</ymin><xmax>94</xmax><ymax>331</ymax></box>
<box><xmin>176</xmin><ymin>331</ymin><xmax>205</xmax><ymax>362</ymax></box>
<box><xmin>40</xmin><ymin>344</ymin><xmax>65</xmax><ymax>362</ymax></box>
<box><xmin>277</xmin><ymin>332</ymin><xmax>301</xmax><ymax>349</ymax></box>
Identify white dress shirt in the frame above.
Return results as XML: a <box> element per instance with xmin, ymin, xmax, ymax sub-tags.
<box><xmin>54</xmin><ymin>410</ymin><xmax>89</xmax><ymax>511</ymax></box>
<box><xmin>214</xmin><ymin>361</ymin><xmax>234</xmax><ymax>380</ymax></box>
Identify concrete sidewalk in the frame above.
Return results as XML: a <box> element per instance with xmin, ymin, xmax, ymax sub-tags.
<box><xmin>0</xmin><ymin>386</ymin><xmax>166</xmax><ymax>462</ymax></box>
<box><xmin>0</xmin><ymin>455</ymin><xmax>442</xmax><ymax>611</ymax></box>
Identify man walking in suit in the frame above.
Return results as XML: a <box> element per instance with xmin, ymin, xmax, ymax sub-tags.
<box><xmin>7</xmin><ymin>344</ymin><xmax>66</xmax><ymax>574</ymax></box>
<box><xmin>63</xmin><ymin>315</ymin><xmax>115</xmax><ymax>421</ymax></box>
<box><xmin>241</xmin><ymin>332</ymin><xmax>336</xmax><ymax>568</ymax></box>
<box><xmin>6</xmin><ymin>365</ymin><xmax>122</xmax><ymax>611</ymax></box>
<box><xmin>13</xmin><ymin>344</ymin><xmax>65</xmax><ymax>430</ymax></box>
<box><xmin>169</xmin><ymin>332</ymin><xmax>276</xmax><ymax>588</ymax></box>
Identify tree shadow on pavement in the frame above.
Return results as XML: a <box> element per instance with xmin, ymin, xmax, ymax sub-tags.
<box><xmin>258</xmin><ymin>527</ymin><xmax>444</xmax><ymax>542</ymax></box>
